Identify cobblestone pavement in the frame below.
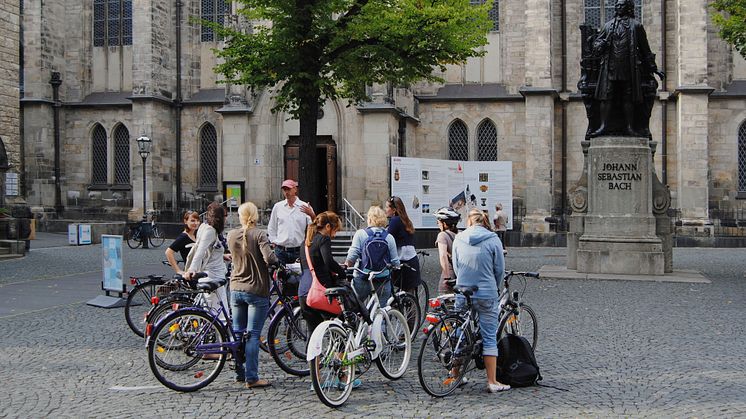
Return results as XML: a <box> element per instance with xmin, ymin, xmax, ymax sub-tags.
<box><xmin>1</xmin><ymin>241</ymin><xmax>745</xmax><ymax>418</ymax></box>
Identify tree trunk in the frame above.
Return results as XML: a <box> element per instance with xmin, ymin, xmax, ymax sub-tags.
<box><xmin>298</xmin><ymin>98</ymin><xmax>321</xmax><ymax>213</ymax></box>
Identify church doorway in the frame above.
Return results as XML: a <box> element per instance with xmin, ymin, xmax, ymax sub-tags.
<box><xmin>284</xmin><ymin>136</ymin><xmax>337</xmax><ymax>213</ymax></box>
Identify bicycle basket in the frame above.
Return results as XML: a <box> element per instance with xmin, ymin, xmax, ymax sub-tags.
<box><xmin>155</xmin><ymin>279</ymin><xmax>182</xmax><ymax>298</ymax></box>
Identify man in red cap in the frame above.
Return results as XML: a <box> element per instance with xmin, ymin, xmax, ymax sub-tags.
<box><xmin>267</xmin><ymin>179</ymin><xmax>316</xmax><ymax>264</ymax></box>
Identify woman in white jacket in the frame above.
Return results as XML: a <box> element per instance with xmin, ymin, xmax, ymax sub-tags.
<box><xmin>185</xmin><ymin>202</ymin><xmax>230</xmax><ymax>314</ymax></box>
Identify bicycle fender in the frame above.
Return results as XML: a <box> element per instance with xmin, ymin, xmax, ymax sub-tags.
<box><xmin>370</xmin><ymin>310</ymin><xmax>385</xmax><ymax>359</ymax></box>
<box><xmin>306</xmin><ymin>318</ymin><xmax>345</xmax><ymax>361</ymax></box>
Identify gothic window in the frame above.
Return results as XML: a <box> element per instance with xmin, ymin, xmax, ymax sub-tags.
<box><xmin>91</xmin><ymin>124</ymin><xmax>108</xmax><ymax>185</ymax></box>
<box><xmin>738</xmin><ymin>121</ymin><xmax>746</xmax><ymax>193</ymax></box>
<box><xmin>477</xmin><ymin>119</ymin><xmax>498</xmax><ymax>161</ymax></box>
<box><xmin>584</xmin><ymin>0</ymin><xmax>642</xmax><ymax>28</ymax></box>
<box><xmin>93</xmin><ymin>0</ymin><xmax>132</xmax><ymax>47</ymax></box>
<box><xmin>200</xmin><ymin>123</ymin><xmax>218</xmax><ymax>189</ymax></box>
<box><xmin>201</xmin><ymin>0</ymin><xmax>230</xmax><ymax>42</ymax></box>
<box><xmin>470</xmin><ymin>0</ymin><xmax>499</xmax><ymax>32</ymax></box>
<box><xmin>448</xmin><ymin>120</ymin><xmax>469</xmax><ymax>161</ymax></box>
<box><xmin>113</xmin><ymin>124</ymin><xmax>130</xmax><ymax>185</ymax></box>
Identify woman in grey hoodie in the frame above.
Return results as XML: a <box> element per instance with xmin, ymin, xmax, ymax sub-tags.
<box><xmin>452</xmin><ymin>208</ymin><xmax>510</xmax><ymax>393</ymax></box>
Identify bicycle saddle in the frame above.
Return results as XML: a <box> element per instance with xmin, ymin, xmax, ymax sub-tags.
<box><xmin>324</xmin><ymin>287</ymin><xmax>350</xmax><ymax>298</ymax></box>
<box><xmin>454</xmin><ymin>285</ymin><xmax>479</xmax><ymax>297</ymax></box>
<box><xmin>197</xmin><ymin>279</ymin><xmax>226</xmax><ymax>292</ymax></box>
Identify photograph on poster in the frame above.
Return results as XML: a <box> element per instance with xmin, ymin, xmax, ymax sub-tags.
<box><xmin>392</xmin><ymin>157</ymin><xmax>513</xmax><ymax>229</ymax></box>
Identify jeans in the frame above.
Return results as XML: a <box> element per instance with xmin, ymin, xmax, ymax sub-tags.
<box><xmin>454</xmin><ymin>296</ymin><xmax>500</xmax><ymax>357</ymax></box>
<box><xmin>274</xmin><ymin>246</ymin><xmax>300</xmax><ymax>265</ymax></box>
<box><xmin>352</xmin><ymin>275</ymin><xmax>392</xmax><ymax>308</ymax></box>
<box><xmin>231</xmin><ymin>291</ymin><xmax>269</xmax><ymax>383</ymax></box>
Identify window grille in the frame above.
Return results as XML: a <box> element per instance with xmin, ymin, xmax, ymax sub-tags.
<box><xmin>200</xmin><ymin>123</ymin><xmax>218</xmax><ymax>188</ymax></box>
<box><xmin>201</xmin><ymin>0</ymin><xmax>230</xmax><ymax>42</ymax></box>
<box><xmin>477</xmin><ymin>119</ymin><xmax>498</xmax><ymax>161</ymax></box>
<box><xmin>93</xmin><ymin>0</ymin><xmax>132</xmax><ymax>47</ymax></box>
<box><xmin>92</xmin><ymin>125</ymin><xmax>108</xmax><ymax>185</ymax></box>
<box><xmin>113</xmin><ymin>125</ymin><xmax>130</xmax><ymax>184</ymax></box>
<box><xmin>738</xmin><ymin>121</ymin><xmax>746</xmax><ymax>192</ymax></box>
<box><xmin>448</xmin><ymin>120</ymin><xmax>469</xmax><ymax>161</ymax></box>
<box><xmin>584</xmin><ymin>0</ymin><xmax>643</xmax><ymax>28</ymax></box>
<box><xmin>470</xmin><ymin>0</ymin><xmax>499</xmax><ymax>32</ymax></box>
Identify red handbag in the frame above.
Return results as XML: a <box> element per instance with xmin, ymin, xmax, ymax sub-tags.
<box><xmin>305</xmin><ymin>245</ymin><xmax>342</xmax><ymax>315</ymax></box>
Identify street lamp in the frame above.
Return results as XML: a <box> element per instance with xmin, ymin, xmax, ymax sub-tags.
<box><xmin>136</xmin><ymin>136</ymin><xmax>152</xmax><ymax>249</ymax></box>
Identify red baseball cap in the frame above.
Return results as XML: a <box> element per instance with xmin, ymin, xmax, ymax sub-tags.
<box><xmin>281</xmin><ymin>179</ymin><xmax>298</xmax><ymax>189</ymax></box>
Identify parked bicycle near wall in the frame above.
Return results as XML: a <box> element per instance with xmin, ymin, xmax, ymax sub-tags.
<box><xmin>126</xmin><ymin>211</ymin><xmax>165</xmax><ymax>249</ymax></box>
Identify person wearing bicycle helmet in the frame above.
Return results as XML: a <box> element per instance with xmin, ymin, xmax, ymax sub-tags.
<box><xmin>434</xmin><ymin>207</ymin><xmax>460</xmax><ymax>294</ymax></box>
<box><xmin>452</xmin><ymin>208</ymin><xmax>510</xmax><ymax>393</ymax></box>
<box><xmin>385</xmin><ymin>196</ymin><xmax>421</xmax><ymax>295</ymax></box>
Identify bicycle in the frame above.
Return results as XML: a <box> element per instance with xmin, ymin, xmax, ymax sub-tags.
<box><xmin>146</xmin><ymin>273</ymin><xmax>244</xmax><ymax>392</ymax></box>
<box><xmin>124</xmin><ymin>274</ymin><xmax>167</xmax><ymax>337</ymax></box>
<box><xmin>265</xmin><ymin>263</ymin><xmax>310</xmax><ymax>376</ymax></box>
<box><xmin>415</xmin><ymin>250</ymin><xmax>432</xmax><ymax>321</ymax></box>
<box><xmin>126</xmin><ymin>212</ymin><xmax>165</xmax><ymax>249</ymax></box>
<box><xmin>388</xmin><ymin>264</ymin><xmax>421</xmax><ymax>340</ymax></box>
<box><xmin>417</xmin><ymin>271</ymin><xmax>539</xmax><ymax>397</ymax></box>
<box><xmin>306</xmin><ymin>265</ymin><xmax>412</xmax><ymax>408</ymax></box>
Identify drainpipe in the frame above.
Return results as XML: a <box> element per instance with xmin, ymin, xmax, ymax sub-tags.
<box><xmin>175</xmin><ymin>0</ymin><xmax>183</xmax><ymax>211</ymax></box>
<box><xmin>50</xmin><ymin>71</ymin><xmax>63</xmax><ymax>215</ymax></box>
<box><xmin>560</xmin><ymin>0</ymin><xmax>568</xmax><ymax>219</ymax></box>
<box><xmin>660</xmin><ymin>0</ymin><xmax>668</xmax><ymax>185</ymax></box>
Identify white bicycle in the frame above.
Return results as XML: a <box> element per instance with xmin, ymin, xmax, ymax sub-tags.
<box><xmin>306</xmin><ymin>265</ymin><xmax>412</xmax><ymax>408</ymax></box>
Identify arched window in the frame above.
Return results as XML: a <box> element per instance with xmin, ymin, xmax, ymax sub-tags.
<box><xmin>93</xmin><ymin>0</ymin><xmax>132</xmax><ymax>46</ymax></box>
<box><xmin>584</xmin><ymin>0</ymin><xmax>643</xmax><ymax>28</ymax></box>
<box><xmin>477</xmin><ymin>119</ymin><xmax>498</xmax><ymax>161</ymax></box>
<box><xmin>200</xmin><ymin>123</ymin><xmax>218</xmax><ymax>189</ymax></box>
<box><xmin>738</xmin><ymin>120</ymin><xmax>746</xmax><ymax>193</ymax></box>
<box><xmin>113</xmin><ymin>124</ymin><xmax>130</xmax><ymax>185</ymax></box>
<box><xmin>201</xmin><ymin>0</ymin><xmax>230</xmax><ymax>42</ymax></box>
<box><xmin>448</xmin><ymin>120</ymin><xmax>469</xmax><ymax>161</ymax></box>
<box><xmin>91</xmin><ymin>124</ymin><xmax>108</xmax><ymax>185</ymax></box>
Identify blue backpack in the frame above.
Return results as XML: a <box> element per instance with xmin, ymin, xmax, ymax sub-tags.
<box><xmin>361</xmin><ymin>228</ymin><xmax>391</xmax><ymax>272</ymax></box>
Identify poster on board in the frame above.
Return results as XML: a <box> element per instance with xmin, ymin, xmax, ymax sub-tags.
<box><xmin>391</xmin><ymin>157</ymin><xmax>512</xmax><ymax>229</ymax></box>
<box><xmin>101</xmin><ymin>235</ymin><xmax>124</xmax><ymax>292</ymax></box>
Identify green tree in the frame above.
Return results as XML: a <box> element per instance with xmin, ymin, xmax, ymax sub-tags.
<box><xmin>212</xmin><ymin>0</ymin><xmax>492</xmax><ymax>211</ymax></box>
<box><xmin>711</xmin><ymin>0</ymin><xmax>746</xmax><ymax>59</ymax></box>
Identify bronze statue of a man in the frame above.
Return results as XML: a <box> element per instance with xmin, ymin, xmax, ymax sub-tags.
<box><xmin>589</xmin><ymin>0</ymin><xmax>664</xmax><ymax>138</ymax></box>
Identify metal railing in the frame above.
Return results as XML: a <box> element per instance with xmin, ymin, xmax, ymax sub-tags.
<box><xmin>342</xmin><ymin>198</ymin><xmax>365</xmax><ymax>231</ymax></box>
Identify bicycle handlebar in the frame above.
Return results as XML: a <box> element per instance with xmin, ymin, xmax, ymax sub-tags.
<box><xmin>504</xmin><ymin>270</ymin><xmax>540</xmax><ymax>279</ymax></box>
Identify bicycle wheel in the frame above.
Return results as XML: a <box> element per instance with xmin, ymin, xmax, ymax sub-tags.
<box><xmin>415</xmin><ymin>281</ymin><xmax>430</xmax><ymax>322</ymax></box>
<box><xmin>125</xmin><ymin>281</ymin><xmax>159</xmax><ymax>337</ymax></box>
<box><xmin>147</xmin><ymin>309</ymin><xmax>227</xmax><ymax>392</ymax></box>
<box><xmin>392</xmin><ymin>292</ymin><xmax>420</xmax><ymax>341</ymax></box>
<box><xmin>268</xmin><ymin>305</ymin><xmax>309</xmax><ymax>376</ymax></box>
<box><xmin>376</xmin><ymin>308</ymin><xmax>412</xmax><ymax>380</ymax></box>
<box><xmin>149</xmin><ymin>225</ymin><xmax>166</xmax><ymax>248</ymax></box>
<box><xmin>126</xmin><ymin>227</ymin><xmax>142</xmax><ymax>249</ymax></box>
<box><xmin>498</xmin><ymin>303</ymin><xmax>538</xmax><ymax>351</ymax></box>
<box><xmin>259</xmin><ymin>297</ymin><xmax>279</xmax><ymax>353</ymax></box>
<box><xmin>417</xmin><ymin>315</ymin><xmax>472</xmax><ymax>397</ymax></box>
<box><xmin>146</xmin><ymin>296</ymin><xmax>196</xmax><ymax>334</ymax></box>
<box><xmin>309</xmin><ymin>324</ymin><xmax>354</xmax><ymax>408</ymax></box>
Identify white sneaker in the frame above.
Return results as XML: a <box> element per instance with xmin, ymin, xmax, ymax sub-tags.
<box><xmin>488</xmin><ymin>382</ymin><xmax>511</xmax><ymax>393</ymax></box>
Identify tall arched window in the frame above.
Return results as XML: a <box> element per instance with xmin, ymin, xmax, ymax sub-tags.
<box><xmin>584</xmin><ymin>0</ymin><xmax>643</xmax><ymax>28</ymax></box>
<box><xmin>93</xmin><ymin>0</ymin><xmax>132</xmax><ymax>46</ymax></box>
<box><xmin>738</xmin><ymin>120</ymin><xmax>746</xmax><ymax>193</ymax></box>
<box><xmin>91</xmin><ymin>124</ymin><xmax>108</xmax><ymax>185</ymax></box>
<box><xmin>477</xmin><ymin>119</ymin><xmax>498</xmax><ymax>161</ymax></box>
<box><xmin>113</xmin><ymin>124</ymin><xmax>130</xmax><ymax>185</ymax></box>
<box><xmin>448</xmin><ymin>120</ymin><xmax>469</xmax><ymax>161</ymax></box>
<box><xmin>470</xmin><ymin>0</ymin><xmax>499</xmax><ymax>31</ymax></box>
<box><xmin>200</xmin><ymin>123</ymin><xmax>218</xmax><ymax>189</ymax></box>
<box><xmin>201</xmin><ymin>0</ymin><xmax>230</xmax><ymax>42</ymax></box>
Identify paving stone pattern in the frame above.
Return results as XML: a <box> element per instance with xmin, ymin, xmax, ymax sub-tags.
<box><xmin>1</xmin><ymin>244</ymin><xmax>745</xmax><ymax>417</ymax></box>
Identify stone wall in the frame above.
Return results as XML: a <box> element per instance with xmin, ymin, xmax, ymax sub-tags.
<box><xmin>0</xmin><ymin>0</ymin><xmax>21</xmax><ymax>192</ymax></box>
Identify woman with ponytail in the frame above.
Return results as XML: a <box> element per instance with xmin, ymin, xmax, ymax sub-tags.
<box><xmin>298</xmin><ymin>211</ymin><xmax>347</xmax><ymax>334</ymax></box>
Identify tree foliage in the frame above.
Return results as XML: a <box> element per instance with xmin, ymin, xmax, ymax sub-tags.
<box><xmin>711</xmin><ymin>0</ymin><xmax>746</xmax><ymax>59</ymax></box>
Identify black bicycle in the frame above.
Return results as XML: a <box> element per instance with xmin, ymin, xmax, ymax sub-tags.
<box><xmin>124</xmin><ymin>274</ymin><xmax>167</xmax><ymax>337</ymax></box>
<box><xmin>126</xmin><ymin>213</ymin><xmax>165</xmax><ymax>249</ymax></box>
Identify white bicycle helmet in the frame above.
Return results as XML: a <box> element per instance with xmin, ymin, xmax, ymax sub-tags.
<box><xmin>434</xmin><ymin>207</ymin><xmax>461</xmax><ymax>224</ymax></box>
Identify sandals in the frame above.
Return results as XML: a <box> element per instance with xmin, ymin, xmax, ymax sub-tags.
<box><xmin>245</xmin><ymin>379</ymin><xmax>272</xmax><ymax>389</ymax></box>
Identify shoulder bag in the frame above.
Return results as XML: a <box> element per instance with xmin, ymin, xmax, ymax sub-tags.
<box><xmin>304</xmin><ymin>244</ymin><xmax>342</xmax><ymax>315</ymax></box>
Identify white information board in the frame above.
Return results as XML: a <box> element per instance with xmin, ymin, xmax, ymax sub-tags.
<box><xmin>101</xmin><ymin>235</ymin><xmax>124</xmax><ymax>292</ymax></box>
<box><xmin>78</xmin><ymin>224</ymin><xmax>92</xmax><ymax>245</ymax></box>
<box><xmin>391</xmin><ymin>157</ymin><xmax>513</xmax><ymax>229</ymax></box>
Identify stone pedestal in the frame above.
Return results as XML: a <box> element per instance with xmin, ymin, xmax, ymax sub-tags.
<box><xmin>576</xmin><ymin>136</ymin><xmax>664</xmax><ymax>275</ymax></box>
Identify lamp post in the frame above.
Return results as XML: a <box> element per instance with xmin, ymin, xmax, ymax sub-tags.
<box><xmin>136</xmin><ymin>136</ymin><xmax>152</xmax><ymax>249</ymax></box>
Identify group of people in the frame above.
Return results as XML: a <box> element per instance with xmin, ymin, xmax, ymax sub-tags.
<box><xmin>162</xmin><ymin>178</ymin><xmax>511</xmax><ymax>393</ymax></box>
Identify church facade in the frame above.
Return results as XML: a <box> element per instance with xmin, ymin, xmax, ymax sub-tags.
<box><xmin>7</xmin><ymin>0</ymin><xmax>746</xmax><ymax>238</ymax></box>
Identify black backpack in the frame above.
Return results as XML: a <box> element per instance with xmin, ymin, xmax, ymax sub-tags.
<box><xmin>495</xmin><ymin>334</ymin><xmax>542</xmax><ymax>387</ymax></box>
<box><xmin>360</xmin><ymin>228</ymin><xmax>391</xmax><ymax>272</ymax></box>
